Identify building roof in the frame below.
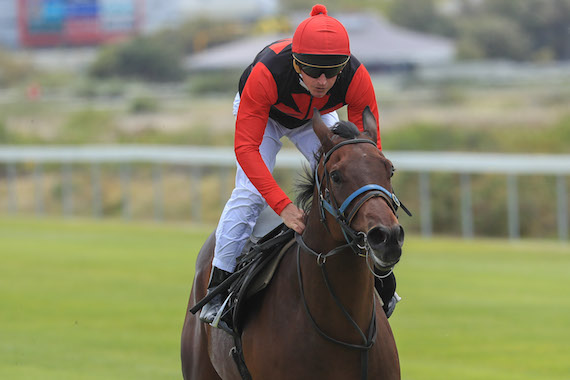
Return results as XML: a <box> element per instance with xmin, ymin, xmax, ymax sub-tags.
<box><xmin>185</xmin><ymin>12</ymin><xmax>455</xmax><ymax>72</ymax></box>
<box><xmin>340</xmin><ymin>13</ymin><xmax>455</xmax><ymax>66</ymax></box>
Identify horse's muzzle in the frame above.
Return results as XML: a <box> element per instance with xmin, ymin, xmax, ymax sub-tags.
<box><xmin>366</xmin><ymin>224</ymin><xmax>404</xmax><ymax>269</ymax></box>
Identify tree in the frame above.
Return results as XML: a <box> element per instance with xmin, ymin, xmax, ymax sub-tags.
<box><xmin>386</xmin><ymin>0</ymin><xmax>570</xmax><ymax>61</ymax></box>
<box><xmin>387</xmin><ymin>0</ymin><xmax>454</xmax><ymax>36</ymax></box>
<box><xmin>90</xmin><ymin>36</ymin><xmax>185</xmax><ymax>82</ymax></box>
<box><xmin>456</xmin><ymin>16</ymin><xmax>532</xmax><ymax>61</ymax></box>
<box><xmin>482</xmin><ymin>0</ymin><xmax>570</xmax><ymax>60</ymax></box>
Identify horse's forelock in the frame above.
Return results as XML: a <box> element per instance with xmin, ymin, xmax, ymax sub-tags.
<box><xmin>295</xmin><ymin>121</ymin><xmax>366</xmax><ymax>211</ymax></box>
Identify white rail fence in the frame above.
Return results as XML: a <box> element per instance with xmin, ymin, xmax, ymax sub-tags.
<box><xmin>1</xmin><ymin>145</ymin><xmax>569</xmax><ymax>240</ymax></box>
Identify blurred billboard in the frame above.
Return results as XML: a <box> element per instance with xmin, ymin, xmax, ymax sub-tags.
<box><xmin>0</xmin><ymin>0</ymin><xmax>18</xmax><ymax>47</ymax></box>
<box><xmin>18</xmin><ymin>0</ymin><xmax>141</xmax><ymax>47</ymax></box>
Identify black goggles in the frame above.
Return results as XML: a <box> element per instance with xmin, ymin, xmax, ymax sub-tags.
<box><xmin>300</xmin><ymin>64</ymin><xmax>345</xmax><ymax>78</ymax></box>
<box><xmin>294</xmin><ymin>56</ymin><xmax>349</xmax><ymax>79</ymax></box>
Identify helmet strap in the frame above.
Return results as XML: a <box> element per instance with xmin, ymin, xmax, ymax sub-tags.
<box><xmin>293</xmin><ymin>60</ymin><xmax>310</xmax><ymax>91</ymax></box>
<box><xmin>292</xmin><ymin>59</ymin><xmax>302</xmax><ymax>75</ymax></box>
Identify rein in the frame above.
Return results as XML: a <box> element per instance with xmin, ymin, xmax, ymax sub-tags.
<box><xmin>296</xmin><ymin>236</ymin><xmax>377</xmax><ymax>380</ymax></box>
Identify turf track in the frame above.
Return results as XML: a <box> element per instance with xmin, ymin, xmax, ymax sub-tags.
<box><xmin>0</xmin><ymin>217</ymin><xmax>568</xmax><ymax>379</ymax></box>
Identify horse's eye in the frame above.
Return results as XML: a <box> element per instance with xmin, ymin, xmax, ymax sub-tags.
<box><xmin>390</xmin><ymin>166</ymin><xmax>396</xmax><ymax>178</ymax></box>
<box><xmin>330</xmin><ymin>171</ymin><xmax>342</xmax><ymax>184</ymax></box>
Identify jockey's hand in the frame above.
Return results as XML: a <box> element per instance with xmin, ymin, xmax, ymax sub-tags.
<box><xmin>280</xmin><ymin>203</ymin><xmax>306</xmax><ymax>234</ymax></box>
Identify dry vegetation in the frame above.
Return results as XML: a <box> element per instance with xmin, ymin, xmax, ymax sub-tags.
<box><xmin>1</xmin><ymin>67</ymin><xmax>569</xmax><ymax>234</ymax></box>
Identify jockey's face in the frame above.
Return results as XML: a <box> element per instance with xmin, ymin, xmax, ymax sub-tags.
<box><xmin>300</xmin><ymin>70</ymin><xmax>337</xmax><ymax>98</ymax></box>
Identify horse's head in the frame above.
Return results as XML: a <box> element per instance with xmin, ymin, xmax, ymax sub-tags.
<box><xmin>309</xmin><ymin>108</ymin><xmax>405</xmax><ymax>270</ymax></box>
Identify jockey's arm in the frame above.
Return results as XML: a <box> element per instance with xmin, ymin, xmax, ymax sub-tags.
<box><xmin>234</xmin><ymin>63</ymin><xmax>294</xmax><ymax>217</ymax></box>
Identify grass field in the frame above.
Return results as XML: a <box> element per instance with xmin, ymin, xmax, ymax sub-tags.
<box><xmin>1</xmin><ymin>217</ymin><xmax>569</xmax><ymax>379</ymax></box>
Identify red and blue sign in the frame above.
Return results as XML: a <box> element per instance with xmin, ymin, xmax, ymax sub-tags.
<box><xmin>18</xmin><ymin>0</ymin><xmax>140</xmax><ymax>47</ymax></box>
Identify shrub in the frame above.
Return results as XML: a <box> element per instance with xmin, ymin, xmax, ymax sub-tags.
<box><xmin>58</xmin><ymin>109</ymin><xmax>116</xmax><ymax>143</ymax></box>
<box><xmin>129</xmin><ymin>96</ymin><xmax>159</xmax><ymax>114</ymax></box>
<box><xmin>185</xmin><ymin>70</ymin><xmax>241</xmax><ymax>96</ymax></box>
<box><xmin>0</xmin><ymin>50</ymin><xmax>36</xmax><ymax>86</ymax></box>
<box><xmin>90</xmin><ymin>37</ymin><xmax>185</xmax><ymax>82</ymax></box>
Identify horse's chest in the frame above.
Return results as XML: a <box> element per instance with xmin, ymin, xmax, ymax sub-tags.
<box><xmin>244</xmin><ymin>320</ymin><xmax>367</xmax><ymax>379</ymax></box>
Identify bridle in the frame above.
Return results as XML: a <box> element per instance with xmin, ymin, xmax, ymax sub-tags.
<box><xmin>295</xmin><ymin>137</ymin><xmax>410</xmax><ymax>380</ymax></box>
<box><xmin>314</xmin><ymin>138</ymin><xmax>410</xmax><ymax>256</ymax></box>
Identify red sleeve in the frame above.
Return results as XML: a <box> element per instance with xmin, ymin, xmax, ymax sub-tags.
<box><xmin>234</xmin><ymin>63</ymin><xmax>292</xmax><ymax>215</ymax></box>
<box><xmin>345</xmin><ymin>65</ymin><xmax>382</xmax><ymax>149</ymax></box>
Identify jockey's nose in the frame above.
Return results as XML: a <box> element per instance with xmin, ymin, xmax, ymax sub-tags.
<box><xmin>317</xmin><ymin>73</ymin><xmax>327</xmax><ymax>84</ymax></box>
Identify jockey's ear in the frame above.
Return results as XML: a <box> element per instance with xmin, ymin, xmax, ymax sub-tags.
<box><xmin>312</xmin><ymin>108</ymin><xmax>334</xmax><ymax>153</ymax></box>
<box><xmin>362</xmin><ymin>106</ymin><xmax>377</xmax><ymax>143</ymax></box>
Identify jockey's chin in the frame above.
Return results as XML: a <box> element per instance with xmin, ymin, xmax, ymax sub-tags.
<box><xmin>301</xmin><ymin>72</ymin><xmax>337</xmax><ymax>98</ymax></box>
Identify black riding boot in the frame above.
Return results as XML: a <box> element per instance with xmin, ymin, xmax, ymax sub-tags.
<box><xmin>374</xmin><ymin>271</ymin><xmax>400</xmax><ymax>318</ymax></box>
<box><xmin>199</xmin><ymin>266</ymin><xmax>232</xmax><ymax>324</ymax></box>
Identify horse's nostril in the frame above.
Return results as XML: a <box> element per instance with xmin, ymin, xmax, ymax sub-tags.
<box><xmin>367</xmin><ymin>226</ymin><xmax>389</xmax><ymax>248</ymax></box>
<box><xmin>397</xmin><ymin>225</ymin><xmax>405</xmax><ymax>247</ymax></box>
<box><xmin>367</xmin><ymin>225</ymin><xmax>405</xmax><ymax>249</ymax></box>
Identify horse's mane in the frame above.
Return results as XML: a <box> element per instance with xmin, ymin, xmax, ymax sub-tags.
<box><xmin>295</xmin><ymin>120</ymin><xmax>361</xmax><ymax>212</ymax></box>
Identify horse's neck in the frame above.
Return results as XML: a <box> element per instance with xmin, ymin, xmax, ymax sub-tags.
<box><xmin>300</xmin><ymin>216</ymin><xmax>376</xmax><ymax>334</ymax></box>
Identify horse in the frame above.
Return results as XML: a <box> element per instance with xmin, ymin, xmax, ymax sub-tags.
<box><xmin>181</xmin><ymin>107</ymin><xmax>404</xmax><ymax>379</ymax></box>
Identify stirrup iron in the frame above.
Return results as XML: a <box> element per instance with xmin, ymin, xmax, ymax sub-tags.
<box><xmin>210</xmin><ymin>293</ymin><xmax>232</xmax><ymax>328</ymax></box>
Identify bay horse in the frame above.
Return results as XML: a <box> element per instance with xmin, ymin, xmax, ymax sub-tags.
<box><xmin>181</xmin><ymin>107</ymin><xmax>404</xmax><ymax>379</ymax></box>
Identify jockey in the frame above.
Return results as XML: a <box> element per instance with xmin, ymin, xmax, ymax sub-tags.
<box><xmin>200</xmin><ymin>4</ymin><xmax>400</xmax><ymax>325</ymax></box>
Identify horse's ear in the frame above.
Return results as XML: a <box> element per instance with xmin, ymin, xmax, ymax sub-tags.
<box><xmin>362</xmin><ymin>106</ymin><xmax>378</xmax><ymax>143</ymax></box>
<box><xmin>312</xmin><ymin>108</ymin><xmax>334</xmax><ymax>152</ymax></box>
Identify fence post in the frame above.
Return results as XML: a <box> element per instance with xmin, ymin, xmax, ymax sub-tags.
<box><xmin>62</xmin><ymin>162</ymin><xmax>73</xmax><ymax>218</ymax></box>
<box><xmin>121</xmin><ymin>163</ymin><xmax>131</xmax><ymax>220</ymax></box>
<box><xmin>91</xmin><ymin>163</ymin><xmax>102</xmax><ymax>218</ymax></box>
<box><xmin>6</xmin><ymin>162</ymin><xmax>17</xmax><ymax>213</ymax></box>
<box><xmin>34</xmin><ymin>163</ymin><xmax>44</xmax><ymax>216</ymax></box>
<box><xmin>460</xmin><ymin>173</ymin><xmax>474</xmax><ymax>238</ymax></box>
<box><xmin>419</xmin><ymin>171</ymin><xmax>432</xmax><ymax>237</ymax></box>
<box><xmin>153</xmin><ymin>163</ymin><xmax>163</xmax><ymax>221</ymax></box>
<box><xmin>557</xmin><ymin>175</ymin><xmax>568</xmax><ymax>240</ymax></box>
<box><xmin>191</xmin><ymin>166</ymin><xmax>202</xmax><ymax>221</ymax></box>
<box><xmin>507</xmin><ymin>174</ymin><xmax>519</xmax><ymax>239</ymax></box>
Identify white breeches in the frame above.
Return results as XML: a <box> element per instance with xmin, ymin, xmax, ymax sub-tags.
<box><xmin>212</xmin><ymin>93</ymin><xmax>339</xmax><ymax>272</ymax></box>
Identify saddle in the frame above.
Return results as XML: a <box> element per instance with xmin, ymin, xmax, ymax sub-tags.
<box><xmin>190</xmin><ymin>207</ymin><xmax>295</xmax><ymax>336</ymax></box>
<box><xmin>225</xmin><ymin>222</ymin><xmax>295</xmax><ymax>334</ymax></box>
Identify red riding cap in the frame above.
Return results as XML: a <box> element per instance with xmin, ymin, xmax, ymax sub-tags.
<box><xmin>292</xmin><ymin>4</ymin><xmax>350</xmax><ymax>57</ymax></box>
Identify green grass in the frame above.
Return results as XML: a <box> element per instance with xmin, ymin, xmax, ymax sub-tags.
<box><xmin>392</xmin><ymin>238</ymin><xmax>570</xmax><ymax>380</ymax></box>
<box><xmin>0</xmin><ymin>217</ymin><xmax>569</xmax><ymax>379</ymax></box>
<box><xmin>0</xmin><ymin>217</ymin><xmax>213</xmax><ymax>380</ymax></box>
